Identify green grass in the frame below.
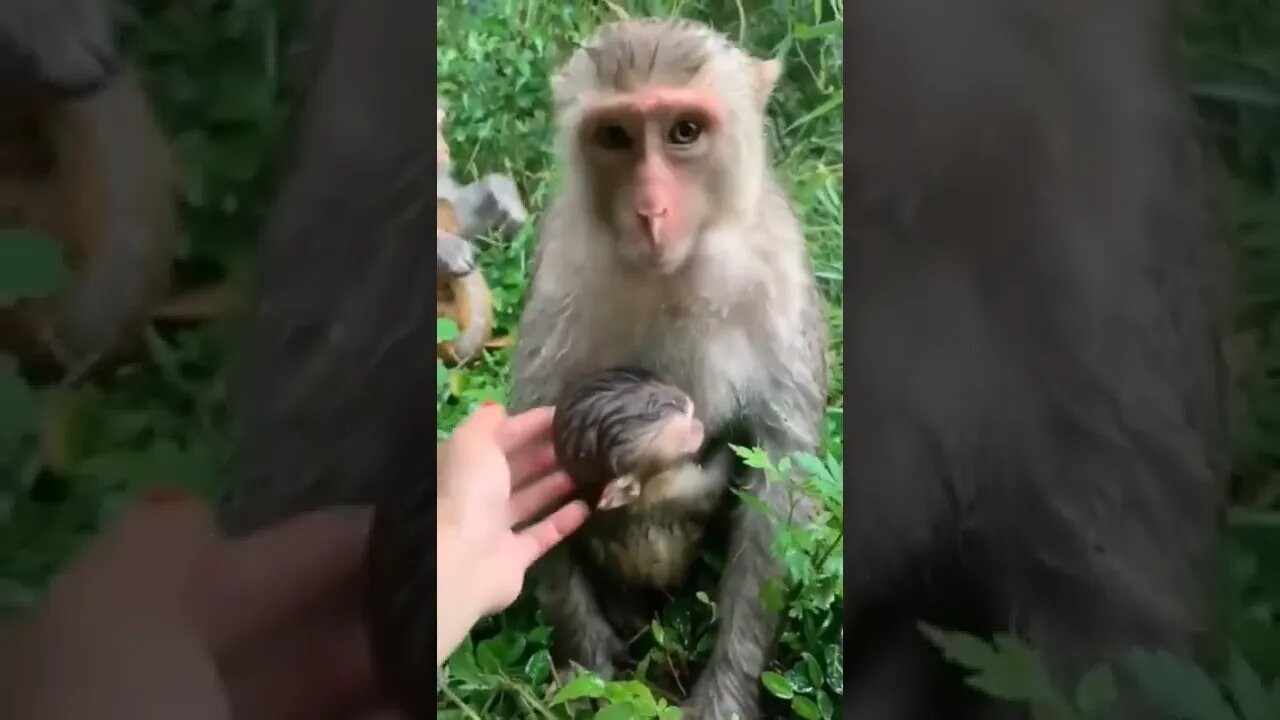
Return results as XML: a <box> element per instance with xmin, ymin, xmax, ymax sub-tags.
<box><xmin>0</xmin><ymin>0</ymin><xmax>1278</xmax><ymax>718</ymax></box>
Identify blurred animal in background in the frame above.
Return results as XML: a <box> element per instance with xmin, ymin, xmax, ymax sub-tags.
<box><xmin>222</xmin><ymin>0</ymin><xmax>441</xmax><ymax>535</ymax></box>
<box><xmin>435</xmin><ymin>101</ymin><xmax>527</xmax><ymax>365</ymax></box>
<box><xmin>0</xmin><ymin>0</ymin><xmax>176</xmax><ymax>379</ymax></box>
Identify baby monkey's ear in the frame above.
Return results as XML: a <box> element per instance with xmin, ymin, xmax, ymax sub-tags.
<box><xmin>597</xmin><ymin>474</ymin><xmax>642</xmax><ymax>511</ymax></box>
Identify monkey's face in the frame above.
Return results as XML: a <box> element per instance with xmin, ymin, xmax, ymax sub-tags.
<box><xmin>578</xmin><ymin>91</ymin><xmax>726</xmax><ymax>274</ymax></box>
<box><xmin>644</xmin><ymin>399</ymin><xmax>705</xmax><ymax>467</ymax></box>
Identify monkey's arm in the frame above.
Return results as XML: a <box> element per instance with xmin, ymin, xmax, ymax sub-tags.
<box><xmin>0</xmin><ymin>0</ymin><xmax>117</xmax><ymax>98</ymax></box>
<box><xmin>437</xmin><ymin>229</ymin><xmax>476</xmax><ymax>278</ymax></box>
<box><xmin>685</xmin><ymin>296</ymin><xmax>830</xmax><ymax>718</ymax></box>
<box><xmin>508</xmin><ymin>275</ymin><xmax>630</xmax><ymax>674</ymax></box>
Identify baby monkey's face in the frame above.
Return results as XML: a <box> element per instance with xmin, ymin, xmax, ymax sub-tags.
<box><xmin>597</xmin><ymin>397</ymin><xmax>705</xmax><ymax>511</ymax></box>
<box><xmin>645</xmin><ymin>398</ymin><xmax>705</xmax><ymax>466</ymax></box>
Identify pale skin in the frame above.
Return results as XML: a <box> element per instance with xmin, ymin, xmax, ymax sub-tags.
<box><xmin>0</xmin><ymin>404</ymin><xmax>588</xmax><ymax>719</ymax></box>
<box><xmin>435</xmin><ymin>402</ymin><xmax>591</xmax><ymax>666</ymax></box>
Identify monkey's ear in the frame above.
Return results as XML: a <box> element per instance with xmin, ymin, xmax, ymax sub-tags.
<box><xmin>598</xmin><ymin>474</ymin><xmax>642</xmax><ymax>511</ymax></box>
<box><xmin>753</xmin><ymin>58</ymin><xmax>782</xmax><ymax>106</ymax></box>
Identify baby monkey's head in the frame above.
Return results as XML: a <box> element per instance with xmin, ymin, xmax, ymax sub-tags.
<box><xmin>552</xmin><ymin>366</ymin><xmax>705</xmax><ymax>511</ymax></box>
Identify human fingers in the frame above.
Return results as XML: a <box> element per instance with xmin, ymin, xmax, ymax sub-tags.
<box><xmin>507</xmin><ymin>439</ymin><xmax>559</xmax><ymax>490</ymax></box>
<box><xmin>511</xmin><ymin>499</ymin><xmax>591</xmax><ymax>570</ymax></box>
<box><xmin>508</xmin><ymin>471</ymin><xmax>577</xmax><ymax>529</ymax></box>
<box><xmin>448</xmin><ymin>401</ymin><xmax>508</xmax><ymax>448</ymax></box>
<box><xmin>52</xmin><ymin>492</ymin><xmax>219</xmax><ymax>613</ymax></box>
<box><xmin>496</xmin><ymin>406</ymin><xmax>555</xmax><ymax>454</ymax></box>
<box><xmin>221</xmin><ymin>610</ymin><xmax>377</xmax><ymax>720</ymax></box>
<box><xmin>190</xmin><ymin>506</ymin><xmax>372</xmax><ymax>654</ymax></box>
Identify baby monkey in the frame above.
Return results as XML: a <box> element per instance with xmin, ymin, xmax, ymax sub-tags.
<box><xmin>553</xmin><ymin>366</ymin><xmax>706</xmax><ymax>511</ymax></box>
<box><xmin>552</xmin><ymin>367</ymin><xmax>729</xmax><ymax>594</ymax></box>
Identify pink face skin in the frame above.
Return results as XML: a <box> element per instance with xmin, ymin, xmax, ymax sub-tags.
<box><xmin>648</xmin><ymin>400</ymin><xmax>704</xmax><ymax>466</ymax></box>
<box><xmin>580</xmin><ymin>86</ymin><xmax>725</xmax><ymax>273</ymax></box>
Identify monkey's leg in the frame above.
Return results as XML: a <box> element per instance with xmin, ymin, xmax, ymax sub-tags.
<box><xmin>534</xmin><ymin>545</ymin><xmax>629</xmax><ymax>676</ymax></box>
<box><xmin>681</xmin><ymin>471</ymin><xmax>794</xmax><ymax>720</ymax></box>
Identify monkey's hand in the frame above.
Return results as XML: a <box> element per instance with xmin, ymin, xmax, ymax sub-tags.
<box><xmin>454</xmin><ymin>174</ymin><xmax>529</xmax><ymax>240</ymax></box>
<box><xmin>0</xmin><ymin>0</ymin><xmax>118</xmax><ymax>98</ymax></box>
<box><xmin>437</xmin><ymin>229</ymin><xmax>477</xmax><ymax>277</ymax></box>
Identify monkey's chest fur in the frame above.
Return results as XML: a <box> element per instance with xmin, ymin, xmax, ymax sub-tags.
<box><xmin>579</xmin><ymin>460</ymin><xmax>729</xmax><ymax>590</ymax></box>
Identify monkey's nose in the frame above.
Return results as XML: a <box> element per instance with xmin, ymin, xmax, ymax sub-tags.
<box><xmin>637</xmin><ymin>209</ymin><xmax>667</xmax><ymax>246</ymax></box>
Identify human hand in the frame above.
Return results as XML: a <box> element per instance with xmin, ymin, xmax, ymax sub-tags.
<box><xmin>436</xmin><ymin>402</ymin><xmax>590</xmax><ymax>662</ymax></box>
<box><xmin>0</xmin><ymin>496</ymin><xmax>396</xmax><ymax>720</ymax></box>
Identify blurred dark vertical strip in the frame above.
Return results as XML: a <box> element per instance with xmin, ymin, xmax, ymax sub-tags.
<box><xmin>220</xmin><ymin>0</ymin><xmax>441</xmax><ymax>537</ymax></box>
<box><xmin>839</xmin><ymin>1</ymin><xmax>853</xmax><ymax>708</ymax></box>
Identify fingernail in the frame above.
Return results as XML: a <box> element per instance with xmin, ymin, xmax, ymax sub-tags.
<box><xmin>141</xmin><ymin>486</ymin><xmax>188</xmax><ymax>505</ymax></box>
<box><xmin>481</xmin><ymin>400</ymin><xmax>500</xmax><ymax>408</ymax></box>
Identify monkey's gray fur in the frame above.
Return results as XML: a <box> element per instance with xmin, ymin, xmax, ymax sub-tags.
<box><xmin>220</xmin><ymin>0</ymin><xmax>437</xmax><ymax>535</ymax></box>
<box><xmin>509</xmin><ymin>18</ymin><xmax>829</xmax><ymax>720</ymax></box>
<box><xmin>841</xmin><ymin>0</ymin><xmax>1231</xmax><ymax>717</ymax></box>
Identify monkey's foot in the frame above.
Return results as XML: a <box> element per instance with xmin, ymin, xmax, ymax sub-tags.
<box><xmin>682</xmin><ymin>677</ymin><xmax>760</xmax><ymax>720</ymax></box>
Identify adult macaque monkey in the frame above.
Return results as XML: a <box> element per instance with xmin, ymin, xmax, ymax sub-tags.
<box><xmin>0</xmin><ymin>0</ymin><xmax>175</xmax><ymax>377</ymax></box>
<box><xmin>843</xmin><ymin>0</ymin><xmax>1230</xmax><ymax>717</ymax></box>
<box><xmin>508</xmin><ymin>19</ymin><xmax>828</xmax><ymax>720</ymax></box>
<box><xmin>221</xmin><ymin>0</ymin><xmax>438</xmax><ymax>534</ymax></box>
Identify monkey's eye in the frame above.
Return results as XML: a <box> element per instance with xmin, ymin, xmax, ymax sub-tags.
<box><xmin>668</xmin><ymin>119</ymin><xmax>703</xmax><ymax>145</ymax></box>
<box><xmin>595</xmin><ymin>124</ymin><xmax>633</xmax><ymax>150</ymax></box>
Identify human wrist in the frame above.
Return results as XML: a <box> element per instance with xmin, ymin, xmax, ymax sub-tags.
<box><xmin>436</xmin><ymin>515</ymin><xmax>483</xmax><ymax>667</ymax></box>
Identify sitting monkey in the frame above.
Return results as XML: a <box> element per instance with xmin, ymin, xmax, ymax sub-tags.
<box><xmin>435</xmin><ymin>101</ymin><xmax>528</xmax><ymax>365</ymax></box>
<box><xmin>0</xmin><ymin>8</ymin><xmax>176</xmax><ymax>378</ymax></box>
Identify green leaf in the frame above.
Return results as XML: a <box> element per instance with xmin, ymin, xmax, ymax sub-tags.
<box><xmin>651</xmin><ymin>619</ymin><xmax>669</xmax><ymax>648</ymax></box>
<box><xmin>524</xmin><ymin>649</ymin><xmax>551</xmax><ymax>686</ymax></box>
<box><xmin>793</xmin><ymin>21</ymin><xmax>843</xmax><ymax>39</ymax></box>
<box><xmin>657</xmin><ymin>706</ymin><xmax>683</xmax><ymax>720</ymax></box>
<box><xmin>816</xmin><ymin>689</ymin><xmax>835</xmax><ymax>719</ymax></box>
<box><xmin>1227</xmin><ymin>651</ymin><xmax>1277</xmax><ymax>720</ymax></box>
<box><xmin>595</xmin><ymin>702</ymin><xmax>640</xmax><ymax>720</ymax></box>
<box><xmin>437</xmin><ymin>317</ymin><xmax>461</xmax><ymax>342</ymax></box>
<box><xmin>791</xmin><ymin>695</ymin><xmax>821</xmax><ymax>720</ymax></box>
<box><xmin>0</xmin><ymin>358</ymin><xmax>40</xmax><ymax>447</ymax></box>
<box><xmin>446</xmin><ymin>640</ymin><xmax>480</xmax><ymax>683</ymax></box>
<box><xmin>802</xmin><ymin>652</ymin><xmax>824</xmax><ymax>689</ymax></box>
<box><xmin>730</xmin><ymin>444</ymin><xmax>770</xmax><ymax>470</ymax></box>
<box><xmin>437</xmin><ymin>360</ymin><xmax>449</xmax><ymax>393</ymax></box>
<box><xmin>603</xmin><ymin>681</ymin><xmax>659</xmax><ymax>715</ymax></box>
<box><xmin>474</xmin><ymin>636</ymin><xmax>503</xmax><ymax>673</ymax></box>
<box><xmin>1073</xmin><ymin>664</ymin><xmax>1118</xmax><ymax>716</ymax></box>
<box><xmin>0</xmin><ymin>230</ymin><xmax>70</xmax><ymax>303</ymax></box>
<box><xmin>793</xmin><ymin>452</ymin><xmax>832</xmax><ymax>483</ymax></box>
<box><xmin>761</xmin><ymin>670</ymin><xmax>796</xmax><ymax>699</ymax></box>
<box><xmin>921</xmin><ymin>627</ymin><xmax>1057</xmax><ymax>704</ymax></box>
<box><xmin>549</xmin><ymin>673</ymin><xmax>607</xmax><ymax>705</ymax></box>
<box><xmin>1123</xmin><ymin>648</ymin><xmax>1237</xmax><ymax>720</ymax></box>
